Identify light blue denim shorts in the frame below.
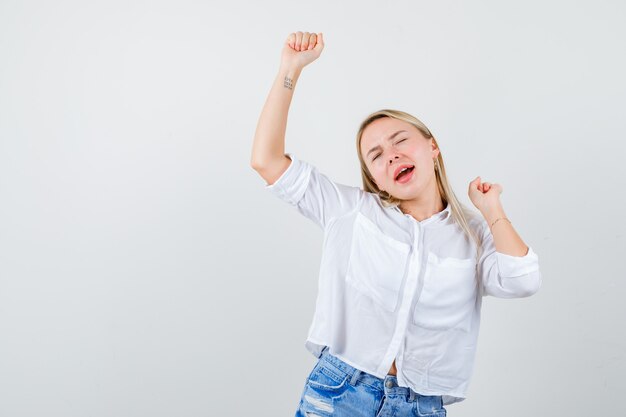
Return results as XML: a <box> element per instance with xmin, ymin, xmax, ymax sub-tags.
<box><xmin>295</xmin><ymin>346</ymin><xmax>447</xmax><ymax>417</ymax></box>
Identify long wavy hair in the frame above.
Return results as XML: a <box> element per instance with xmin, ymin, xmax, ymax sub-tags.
<box><xmin>355</xmin><ymin>109</ymin><xmax>482</xmax><ymax>257</ymax></box>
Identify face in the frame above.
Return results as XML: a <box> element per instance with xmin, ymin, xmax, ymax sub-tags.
<box><xmin>360</xmin><ymin>117</ymin><xmax>440</xmax><ymax>201</ymax></box>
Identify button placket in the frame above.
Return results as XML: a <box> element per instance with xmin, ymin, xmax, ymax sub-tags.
<box><xmin>377</xmin><ymin>218</ymin><xmax>422</xmax><ymax>376</ymax></box>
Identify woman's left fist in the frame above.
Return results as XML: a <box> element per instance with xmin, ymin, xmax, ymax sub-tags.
<box><xmin>468</xmin><ymin>176</ymin><xmax>502</xmax><ymax>213</ymax></box>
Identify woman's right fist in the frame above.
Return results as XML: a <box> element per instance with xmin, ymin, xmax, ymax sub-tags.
<box><xmin>280</xmin><ymin>31</ymin><xmax>324</xmax><ymax>71</ymax></box>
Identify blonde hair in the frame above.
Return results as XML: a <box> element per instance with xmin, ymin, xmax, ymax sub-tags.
<box><xmin>356</xmin><ymin>109</ymin><xmax>482</xmax><ymax>259</ymax></box>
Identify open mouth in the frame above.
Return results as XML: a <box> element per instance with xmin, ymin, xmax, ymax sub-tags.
<box><xmin>395</xmin><ymin>166</ymin><xmax>415</xmax><ymax>182</ymax></box>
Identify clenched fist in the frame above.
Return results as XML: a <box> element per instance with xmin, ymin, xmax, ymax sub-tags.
<box><xmin>468</xmin><ymin>176</ymin><xmax>503</xmax><ymax>213</ymax></box>
<box><xmin>280</xmin><ymin>31</ymin><xmax>324</xmax><ymax>71</ymax></box>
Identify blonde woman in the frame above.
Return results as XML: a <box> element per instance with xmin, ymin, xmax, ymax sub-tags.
<box><xmin>251</xmin><ymin>31</ymin><xmax>542</xmax><ymax>417</ymax></box>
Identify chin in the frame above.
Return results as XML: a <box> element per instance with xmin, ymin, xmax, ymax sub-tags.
<box><xmin>390</xmin><ymin>190</ymin><xmax>418</xmax><ymax>201</ymax></box>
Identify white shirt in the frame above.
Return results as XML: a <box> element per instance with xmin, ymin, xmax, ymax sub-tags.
<box><xmin>265</xmin><ymin>153</ymin><xmax>542</xmax><ymax>405</ymax></box>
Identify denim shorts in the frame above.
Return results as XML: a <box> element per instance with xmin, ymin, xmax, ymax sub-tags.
<box><xmin>295</xmin><ymin>346</ymin><xmax>447</xmax><ymax>417</ymax></box>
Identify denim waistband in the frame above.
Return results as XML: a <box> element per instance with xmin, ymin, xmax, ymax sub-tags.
<box><xmin>317</xmin><ymin>346</ymin><xmax>441</xmax><ymax>404</ymax></box>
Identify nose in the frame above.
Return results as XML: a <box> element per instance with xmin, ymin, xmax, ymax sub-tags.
<box><xmin>389</xmin><ymin>155</ymin><xmax>399</xmax><ymax>164</ymax></box>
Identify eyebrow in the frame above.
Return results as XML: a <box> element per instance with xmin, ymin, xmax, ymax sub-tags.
<box><xmin>366</xmin><ymin>130</ymin><xmax>408</xmax><ymax>159</ymax></box>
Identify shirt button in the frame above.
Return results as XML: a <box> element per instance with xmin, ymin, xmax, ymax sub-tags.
<box><xmin>385</xmin><ymin>380</ymin><xmax>393</xmax><ymax>388</ymax></box>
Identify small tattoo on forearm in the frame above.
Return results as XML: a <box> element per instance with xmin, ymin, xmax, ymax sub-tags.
<box><xmin>284</xmin><ymin>76</ymin><xmax>293</xmax><ymax>90</ymax></box>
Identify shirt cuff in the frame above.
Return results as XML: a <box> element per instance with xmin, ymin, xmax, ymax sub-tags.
<box><xmin>265</xmin><ymin>153</ymin><xmax>313</xmax><ymax>206</ymax></box>
<box><xmin>495</xmin><ymin>246</ymin><xmax>540</xmax><ymax>278</ymax></box>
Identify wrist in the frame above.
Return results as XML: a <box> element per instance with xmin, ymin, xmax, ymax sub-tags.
<box><xmin>277</xmin><ymin>65</ymin><xmax>302</xmax><ymax>91</ymax></box>
<box><xmin>480</xmin><ymin>202</ymin><xmax>506</xmax><ymax>225</ymax></box>
<box><xmin>279</xmin><ymin>64</ymin><xmax>303</xmax><ymax>78</ymax></box>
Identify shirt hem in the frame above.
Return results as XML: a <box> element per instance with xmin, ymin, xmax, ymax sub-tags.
<box><xmin>303</xmin><ymin>338</ymin><xmax>468</xmax><ymax>406</ymax></box>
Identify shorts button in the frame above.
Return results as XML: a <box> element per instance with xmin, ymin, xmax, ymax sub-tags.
<box><xmin>385</xmin><ymin>380</ymin><xmax>394</xmax><ymax>388</ymax></box>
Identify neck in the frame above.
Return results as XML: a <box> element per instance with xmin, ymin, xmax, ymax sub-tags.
<box><xmin>399</xmin><ymin>193</ymin><xmax>446</xmax><ymax>222</ymax></box>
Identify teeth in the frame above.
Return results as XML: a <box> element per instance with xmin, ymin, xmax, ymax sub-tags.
<box><xmin>396</xmin><ymin>166</ymin><xmax>411</xmax><ymax>180</ymax></box>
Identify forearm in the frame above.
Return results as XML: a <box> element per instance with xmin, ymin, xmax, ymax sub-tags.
<box><xmin>480</xmin><ymin>202</ymin><xmax>529</xmax><ymax>256</ymax></box>
<box><xmin>250</xmin><ymin>65</ymin><xmax>302</xmax><ymax>168</ymax></box>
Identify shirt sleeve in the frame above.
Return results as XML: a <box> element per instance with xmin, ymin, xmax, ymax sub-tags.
<box><xmin>477</xmin><ymin>220</ymin><xmax>543</xmax><ymax>298</ymax></box>
<box><xmin>265</xmin><ymin>153</ymin><xmax>364</xmax><ymax>229</ymax></box>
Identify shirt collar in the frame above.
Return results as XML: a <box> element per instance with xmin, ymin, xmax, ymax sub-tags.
<box><xmin>392</xmin><ymin>201</ymin><xmax>451</xmax><ymax>223</ymax></box>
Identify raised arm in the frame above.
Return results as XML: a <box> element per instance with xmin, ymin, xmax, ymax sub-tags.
<box><xmin>468</xmin><ymin>177</ymin><xmax>542</xmax><ymax>298</ymax></box>
<box><xmin>468</xmin><ymin>177</ymin><xmax>529</xmax><ymax>256</ymax></box>
<box><xmin>250</xmin><ymin>31</ymin><xmax>324</xmax><ymax>185</ymax></box>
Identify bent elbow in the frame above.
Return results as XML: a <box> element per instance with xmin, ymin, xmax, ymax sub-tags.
<box><xmin>524</xmin><ymin>271</ymin><xmax>543</xmax><ymax>297</ymax></box>
<box><xmin>512</xmin><ymin>270</ymin><xmax>543</xmax><ymax>298</ymax></box>
<box><xmin>484</xmin><ymin>269</ymin><xmax>543</xmax><ymax>298</ymax></box>
<box><xmin>250</xmin><ymin>156</ymin><xmax>266</xmax><ymax>171</ymax></box>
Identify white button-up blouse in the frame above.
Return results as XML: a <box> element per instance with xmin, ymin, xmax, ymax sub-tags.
<box><xmin>264</xmin><ymin>153</ymin><xmax>542</xmax><ymax>405</ymax></box>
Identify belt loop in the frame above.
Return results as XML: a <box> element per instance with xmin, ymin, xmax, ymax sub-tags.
<box><xmin>318</xmin><ymin>346</ymin><xmax>329</xmax><ymax>358</ymax></box>
<box><xmin>350</xmin><ymin>369</ymin><xmax>362</xmax><ymax>386</ymax></box>
<box><xmin>409</xmin><ymin>389</ymin><xmax>416</xmax><ymax>402</ymax></box>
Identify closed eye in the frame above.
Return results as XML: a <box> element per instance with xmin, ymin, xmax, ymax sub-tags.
<box><xmin>371</xmin><ymin>138</ymin><xmax>408</xmax><ymax>161</ymax></box>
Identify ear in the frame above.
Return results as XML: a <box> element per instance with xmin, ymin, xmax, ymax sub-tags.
<box><xmin>431</xmin><ymin>141</ymin><xmax>440</xmax><ymax>159</ymax></box>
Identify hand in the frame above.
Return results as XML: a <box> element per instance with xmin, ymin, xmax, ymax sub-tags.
<box><xmin>468</xmin><ymin>176</ymin><xmax>503</xmax><ymax>214</ymax></box>
<box><xmin>280</xmin><ymin>31</ymin><xmax>324</xmax><ymax>71</ymax></box>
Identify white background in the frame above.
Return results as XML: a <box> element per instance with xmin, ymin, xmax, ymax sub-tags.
<box><xmin>1</xmin><ymin>0</ymin><xmax>624</xmax><ymax>416</ymax></box>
